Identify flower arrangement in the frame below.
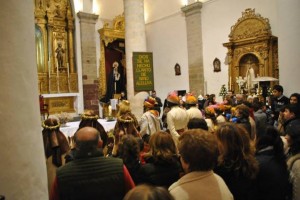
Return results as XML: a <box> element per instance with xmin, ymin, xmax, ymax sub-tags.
<box><xmin>56</xmin><ymin>112</ymin><xmax>72</xmax><ymax>125</ymax></box>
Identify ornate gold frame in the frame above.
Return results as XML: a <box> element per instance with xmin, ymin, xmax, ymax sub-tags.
<box><xmin>98</xmin><ymin>14</ymin><xmax>125</xmax><ymax>99</ymax></box>
<box><xmin>35</xmin><ymin>0</ymin><xmax>78</xmax><ymax>114</ymax></box>
<box><xmin>35</xmin><ymin>0</ymin><xmax>78</xmax><ymax>94</ymax></box>
<box><xmin>223</xmin><ymin>8</ymin><xmax>278</xmax><ymax>93</ymax></box>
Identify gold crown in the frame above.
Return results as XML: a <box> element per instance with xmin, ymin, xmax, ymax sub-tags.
<box><xmin>80</xmin><ymin>114</ymin><xmax>99</xmax><ymax>120</ymax></box>
<box><xmin>42</xmin><ymin>120</ymin><xmax>61</xmax><ymax>130</ymax></box>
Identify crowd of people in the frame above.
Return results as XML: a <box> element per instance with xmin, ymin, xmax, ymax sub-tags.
<box><xmin>41</xmin><ymin>86</ymin><xmax>300</xmax><ymax>200</ymax></box>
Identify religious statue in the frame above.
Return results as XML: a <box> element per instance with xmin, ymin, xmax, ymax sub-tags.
<box><xmin>245</xmin><ymin>60</ymin><xmax>256</xmax><ymax>90</ymax></box>
<box><xmin>55</xmin><ymin>43</ymin><xmax>64</xmax><ymax>68</ymax></box>
<box><xmin>236</xmin><ymin>76</ymin><xmax>246</xmax><ymax>94</ymax></box>
<box><xmin>113</xmin><ymin>61</ymin><xmax>121</xmax><ymax>94</ymax></box>
<box><xmin>100</xmin><ymin>61</ymin><xmax>126</xmax><ymax>103</ymax></box>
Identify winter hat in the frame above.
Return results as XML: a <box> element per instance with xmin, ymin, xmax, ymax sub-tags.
<box><xmin>144</xmin><ymin>96</ymin><xmax>157</xmax><ymax>108</ymax></box>
<box><xmin>167</xmin><ymin>91</ymin><xmax>180</xmax><ymax>104</ymax></box>
<box><xmin>185</xmin><ymin>94</ymin><xmax>197</xmax><ymax>105</ymax></box>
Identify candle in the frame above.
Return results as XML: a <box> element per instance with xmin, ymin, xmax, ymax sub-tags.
<box><xmin>67</xmin><ymin>63</ymin><xmax>70</xmax><ymax>91</ymax></box>
<box><xmin>67</xmin><ymin>63</ymin><xmax>70</xmax><ymax>77</ymax></box>
<box><xmin>48</xmin><ymin>60</ymin><xmax>51</xmax><ymax>90</ymax></box>
<box><xmin>48</xmin><ymin>60</ymin><xmax>50</xmax><ymax>76</ymax></box>
<box><xmin>56</xmin><ymin>61</ymin><xmax>59</xmax><ymax>92</ymax></box>
<box><xmin>108</xmin><ymin>105</ymin><xmax>112</xmax><ymax>116</ymax></box>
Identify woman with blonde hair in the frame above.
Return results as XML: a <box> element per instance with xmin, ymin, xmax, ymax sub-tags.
<box><xmin>214</xmin><ymin>123</ymin><xmax>259</xmax><ymax>200</ymax></box>
<box><xmin>139</xmin><ymin>131</ymin><xmax>181</xmax><ymax>187</ymax></box>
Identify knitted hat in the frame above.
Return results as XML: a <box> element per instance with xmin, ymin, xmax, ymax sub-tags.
<box><xmin>205</xmin><ymin>106</ymin><xmax>216</xmax><ymax>116</ymax></box>
<box><xmin>185</xmin><ymin>94</ymin><xmax>197</xmax><ymax>105</ymax></box>
<box><xmin>144</xmin><ymin>97</ymin><xmax>156</xmax><ymax>108</ymax></box>
<box><xmin>167</xmin><ymin>91</ymin><xmax>179</xmax><ymax>104</ymax></box>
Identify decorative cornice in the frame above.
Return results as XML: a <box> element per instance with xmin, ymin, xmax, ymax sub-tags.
<box><xmin>77</xmin><ymin>11</ymin><xmax>99</xmax><ymax>23</ymax></box>
<box><xmin>229</xmin><ymin>8</ymin><xmax>271</xmax><ymax>41</ymax></box>
<box><xmin>181</xmin><ymin>2</ymin><xmax>202</xmax><ymax>16</ymax></box>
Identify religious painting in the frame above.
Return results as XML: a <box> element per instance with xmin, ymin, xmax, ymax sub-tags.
<box><xmin>175</xmin><ymin>63</ymin><xmax>181</xmax><ymax>76</ymax></box>
<box><xmin>213</xmin><ymin>58</ymin><xmax>221</xmax><ymax>72</ymax></box>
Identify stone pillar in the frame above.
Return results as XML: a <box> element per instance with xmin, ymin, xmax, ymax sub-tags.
<box><xmin>77</xmin><ymin>12</ymin><xmax>99</xmax><ymax>114</ymax></box>
<box><xmin>123</xmin><ymin>0</ymin><xmax>148</xmax><ymax>119</ymax></box>
<box><xmin>0</xmin><ymin>1</ymin><xmax>48</xmax><ymax>199</ymax></box>
<box><xmin>181</xmin><ymin>2</ymin><xmax>204</xmax><ymax>96</ymax></box>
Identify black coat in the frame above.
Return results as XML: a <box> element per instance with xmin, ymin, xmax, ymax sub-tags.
<box><xmin>255</xmin><ymin>149</ymin><xmax>291</xmax><ymax>200</ymax></box>
<box><xmin>138</xmin><ymin>156</ymin><xmax>182</xmax><ymax>188</ymax></box>
<box><xmin>214</xmin><ymin>162</ymin><xmax>258</xmax><ymax>200</ymax></box>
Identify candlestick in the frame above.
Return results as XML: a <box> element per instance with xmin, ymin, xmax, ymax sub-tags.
<box><xmin>48</xmin><ymin>60</ymin><xmax>51</xmax><ymax>91</ymax></box>
<box><xmin>108</xmin><ymin>105</ymin><xmax>112</xmax><ymax>116</ymax></box>
<box><xmin>67</xmin><ymin>63</ymin><xmax>69</xmax><ymax>75</ymax></box>
<box><xmin>57</xmin><ymin>61</ymin><xmax>59</xmax><ymax>92</ymax></box>
<box><xmin>67</xmin><ymin>63</ymin><xmax>70</xmax><ymax>91</ymax></box>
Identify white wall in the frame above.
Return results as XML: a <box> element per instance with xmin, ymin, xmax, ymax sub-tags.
<box><xmin>201</xmin><ymin>0</ymin><xmax>278</xmax><ymax>100</ymax></box>
<box><xmin>146</xmin><ymin>12</ymin><xmax>189</xmax><ymax>102</ymax></box>
<box><xmin>277</xmin><ymin>0</ymin><xmax>300</xmax><ymax>96</ymax></box>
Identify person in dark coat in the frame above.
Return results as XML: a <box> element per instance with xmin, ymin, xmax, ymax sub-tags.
<box><xmin>271</xmin><ymin>85</ymin><xmax>289</xmax><ymax>126</ymax></box>
<box><xmin>50</xmin><ymin>127</ymin><xmax>135</xmax><ymax>200</ymax></box>
<box><xmin>139</xmin><ymin>131</ymin><xmax>182</xmax><ymax>188</ymax></box>
<box><xmin>255</xmin><ymin>126</ymin><xmax>291</xmax><ymax>200</ymax></box>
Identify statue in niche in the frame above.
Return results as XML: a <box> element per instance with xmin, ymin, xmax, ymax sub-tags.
<box><xmin>100</xmin><ymin>61</ymin><xmax>126</xmax><ymax>103</ymax></box>
<box><xmin>55</xmin><ymin>42</ymin><xmax>64</xmax><ymax>69</ymax></box>
<box><xmin>245</xmin><ymin>60</ymin><xmax>256</xmax><ymax>90</ymax></box>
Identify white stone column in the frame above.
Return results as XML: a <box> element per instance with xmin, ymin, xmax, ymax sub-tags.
<box><xmin>123</xmin><ymin>0</ymin><xmax>148</xmax><ymax>119</ymax></box>
<box><xmin>0</xmin><ymin>1</ymin><xmax>48</xmax><ymax>199</ymax></box>
<box><xmin>182</xmin><ymin>2</ymin><xmax>204</xmax><ymax>96</ymax></box>
<box><xmin>77</xmin><ymin>12</ymin><xmax>100</xmax><ymax>114</ymax></box>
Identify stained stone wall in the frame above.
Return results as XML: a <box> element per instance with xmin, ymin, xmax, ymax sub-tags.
<box><xmin>78</xmin><ymin>12</ymin><xmax>100</xmax><ymax>113</ymax></box>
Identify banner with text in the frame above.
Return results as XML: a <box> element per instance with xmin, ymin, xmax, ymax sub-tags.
<box><xmin>132</xmin><ymin>52</ymin><xmax>154</xmax><ymax>91</ymax></box>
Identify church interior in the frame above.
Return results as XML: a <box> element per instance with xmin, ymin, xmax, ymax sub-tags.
<box><xmin>1</xmin><ymin>0</ymin><xmax>299</xmax><ymax>199</ymax></box>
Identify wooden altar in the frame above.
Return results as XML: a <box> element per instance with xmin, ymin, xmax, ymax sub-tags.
<box><xmin>34</xmin><ymin>0</ymin><xmax>78</xmax><ymax>114</ymax></box>
<box><xmin>223</xmin><ymin>8</ymin><xmax>279</xmax><ymax>94</ymax></box>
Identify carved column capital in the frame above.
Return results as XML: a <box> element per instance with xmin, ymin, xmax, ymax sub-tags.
<box><xmin>77</xmin><ymin>11</ymin><xmax>98</xmax><ymax>24</ymax></box>
<box><xmin>181</xmin><ymin>2</ymin><xmax>202</xmax><ymax>16</ymax></box>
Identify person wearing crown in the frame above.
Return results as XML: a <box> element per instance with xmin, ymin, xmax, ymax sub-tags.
<box><xmin>166</xmin><ymin>91</ymin><xmax>189</xmax><ymax>143</ymax></box>
<box><xmin>185</xmin><ymin>93</ymin><xmax>203</xmax><ymax>121</ymax></box>
<box><xmin>42</xmin><ymin>118</ymin><xmax>70</xmax><ymax>194</ymax></box>
<box><xmin>139</xmin><ymin>96</ymin><xmax>162</xmax><ymax>138</ymax></box>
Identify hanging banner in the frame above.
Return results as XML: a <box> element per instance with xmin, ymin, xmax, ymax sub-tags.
<box><xmin>132</xmin><ymin>52</ymin><xmax>154</xmax><ymax>91</ymax></box>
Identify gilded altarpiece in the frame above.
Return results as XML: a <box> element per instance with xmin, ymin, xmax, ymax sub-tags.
<box><xmin>98</xmin><ymin>14</ymin><xmax>125</xmax><ymax>100</ymax></box>
<box><xmin>35</xmin><ymin>0</ymin><xmax>78</xmax><ymax>113</ymax></box>
<box><xmin>223</xmin><ymin>9</ymin><xmax>278</xmax><ymax>93</ymax></box>
<box><xmin>98</xmin><ymin>14</ymin><xmax>125</xmax><ymax>117</ymax></box>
